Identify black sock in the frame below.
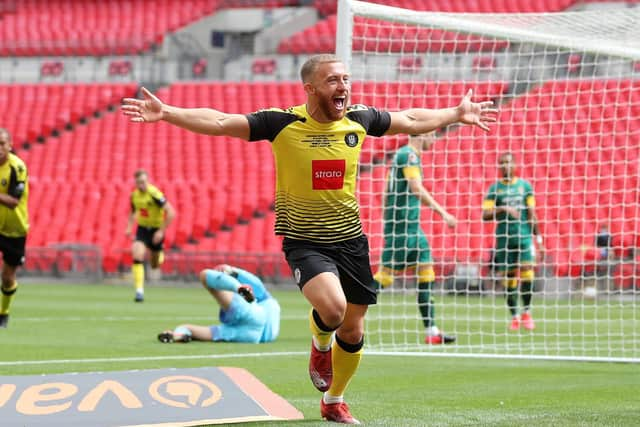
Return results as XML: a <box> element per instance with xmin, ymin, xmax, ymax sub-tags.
<box><xmin>521</xmin><ymin>280</ymin><xmax>533</xmax><ymax>312</ymax></box>
<box><xmin>506</xmin><ymin>286</ymin><xmax>518</xmax><ymax>317</ymax></box>
<box><xmin>417</xmin><ymin>281</ymin><xmax>433</xmax><ymax>328</ymax></box>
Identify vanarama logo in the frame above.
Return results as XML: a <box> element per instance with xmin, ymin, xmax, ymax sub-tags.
<box><xmin>0</xmin><ymin>367</ymin><xmax>304</xmax><ymax>426</ymax></box>
<box><xmin>312</xmin><ymin>159</ymin><xmax>346</xmax><ymax>190</ymax></box>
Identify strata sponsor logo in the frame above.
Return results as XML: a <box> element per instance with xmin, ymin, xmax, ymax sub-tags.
<box><xmin>312</xmin><ymin>159</ymin><xmax>346</xmax><ymax>190</ymax></box>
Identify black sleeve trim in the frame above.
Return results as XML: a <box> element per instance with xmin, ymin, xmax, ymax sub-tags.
<box><xmin>152</xmin><ymin>195</ymin><xmax>167</xmax><ymax>207</ymax></box>
<box><xmin>346</xmin><ymin>106</ymin><xmax>391</xmax><ymax>137</ymax></box>
<box><xmin>245</xmin><ymin>110</ymin><xmax>302</xmax><ymax>142</ymax></box>
<box><xmin>7</xmin><ymin>167</ymin><xmax>25</xmax><ymax>199</ymax></box>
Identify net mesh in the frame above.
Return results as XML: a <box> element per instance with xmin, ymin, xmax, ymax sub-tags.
<box><xmin>340</xmin><ymin>0</ymin><xmax>640</xmax><ymax>361</ymax></box>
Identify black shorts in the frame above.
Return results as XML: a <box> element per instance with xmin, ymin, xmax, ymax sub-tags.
<box><xmin>135</xmin><ymin>226</ymin><xmax>164</xmax><ymax>252</ymax></box>
<box><xmin>283</xmin><ymin>235</ymin><xmax>377</xmax><ymax>305</ymax></box>
<box><xmin>0</xmin><ymin>234</ymin><xmax>26</xmax><ymax>267</ymax></box>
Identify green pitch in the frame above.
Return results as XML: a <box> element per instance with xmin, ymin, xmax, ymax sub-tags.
<box><xmin>1</xmin><ymin>283</ymin><xmax>637</xmax><ymax>426</ymax></box>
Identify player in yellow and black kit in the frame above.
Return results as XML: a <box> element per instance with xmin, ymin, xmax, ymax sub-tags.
<box><xmin>0</xmin><ymin>129</ymin><xmax>29</xmax><ymax>329</ymax></box>
<box><xmin>122</xmin><ymin>54</ymin><xmax>497</xmax><ymax>424</ymax></box>
<box><xmin>125</xmin><ymin>169</ymin><xmax>175</xmax><ymax>302</ymax></box>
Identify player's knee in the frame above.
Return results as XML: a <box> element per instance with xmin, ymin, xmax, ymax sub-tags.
<box><xmin>520</xmin><ymin>269</ymin><xmax>535</xmax><ymax>281</ymax></box>
<box><xmin>1</xmin><ymin>273</ymin><xmax>15</xmax><ymax>289</ymax></box>
<box><xmin>317</xmin><ymin>304</ymin><xmax>346</xmax><ymax>329</ymax></box>
<box><xmin>132</xmin><ymin>244</ymin><xmax>145</xmax><ymax>259</ymax></box>
<box><xmin>336</xmin><ymin>325</ymin><xmax>364</xmax><ymax>345</ymax></box>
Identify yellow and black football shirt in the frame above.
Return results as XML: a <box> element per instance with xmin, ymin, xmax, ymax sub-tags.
<box><xmin>130</xmin><ymin>184</ymin><xmax>167</xmax><ymax>229</ymax></box>
<box><xmin>0</xmin><ymin>153</ymin><xmax>29</xmax><ymax>238</ymax></box>
<box><xmin>246</xmin><ymin>104</ymin><xmax>391</xmax><ymax>243</ymax></box>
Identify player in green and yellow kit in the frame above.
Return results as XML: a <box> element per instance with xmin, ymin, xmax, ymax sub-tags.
<box><xmin>482</xmin><ymin>153</ymin><xmax>544</xmax><ymax>330</ymax></box>
<box><xmin>373</xmin><ymin>132</ymin><xmax>457</xmax><ymax>344</ymax></box>
<box><xmin>0</xmin><ymin>128</ymin><xmax>29</xmax><ymax>329</ymax></box>
<box><xmin>125</xmin><ymin>169</ymin><xmax>175</xmax><ymax>302</ymax></box>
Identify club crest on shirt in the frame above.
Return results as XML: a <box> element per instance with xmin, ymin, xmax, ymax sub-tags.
<box><xmin>344</xmin><ymin>132</ymin><xmax>358</xmax><ymax>148</ymax></box>
<box><xmin>0</xmin><ymin>179</ymin><xmax>6</xmax><ymax>186</ymax></box>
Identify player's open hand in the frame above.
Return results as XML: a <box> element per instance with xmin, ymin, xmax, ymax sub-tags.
<box><xmin>443</xmin><ymin>213</ymin><xmax>457</xmax><ymax>228</ymax></box>
<box><xmin>457</xmin><ymin>89</ymin><xmax>498</xmax><ymax>132</ymax></box>
<box><xmin>122</xmin><ymin>87</ymin><xmax>164</xmax><ymax>123</ymax></box>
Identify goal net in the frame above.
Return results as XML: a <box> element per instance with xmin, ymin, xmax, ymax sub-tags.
<box><xmin>338</xmin><ymin>0</ymin><xmax>640</xmax><ymax>362</ymax></box>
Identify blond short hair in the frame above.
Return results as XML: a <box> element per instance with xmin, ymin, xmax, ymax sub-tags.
<box><xmin>134</xmin><ymin>169</ymin><xmax>148</xmax><ymax>179</ymax></box>
<box><xmin>300</xmin><ymin>54</ymin><xmax>342</xmax><ymax>83</ymax></box>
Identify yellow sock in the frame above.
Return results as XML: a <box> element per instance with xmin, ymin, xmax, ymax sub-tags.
<box><xmin>326</xmin><ymin>335</ymin><xmax>363</xmax><ymax>398</ymax></box>
<box><xmin>157</xmin><ymin>251</ymin><xmax>164</xmax><ymax>266</ymax></box>
<box><xmin>132</xmin><ymin>262</ymin><xmax>145</xmax><ymax>292</ymax></box>
<box><xmin>309</xmin><ymin>308</ymin><xmax>334</xmax><ymax>351</ymax></box>
<box><xmin>1</xmin><ymin>282</ymin><xmax>17</xmax><ymax>315</ymax></box>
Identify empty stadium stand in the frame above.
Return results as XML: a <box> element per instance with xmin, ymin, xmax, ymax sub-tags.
<box><xmin>0</xmin><ymin>83</ymin><xmax>137</xmax><ymax>147</ymax></box>
<box><xmin>0</xmin><ymin>0</ymin><xmax>218</xmax><ymax>56</ymax></box>
<box><xmin>12</xmin><ymin>78</ymin><xmax>639</xmax><ymax>281</ymax></box>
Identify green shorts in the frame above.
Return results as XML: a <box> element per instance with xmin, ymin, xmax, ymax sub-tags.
<box><xmin>381</xmin><ymin>230</ymin><xmax>433</xmax><ymax>270</ymax></box>
<box><xmin>494</xmin><ymin>238</ymin><xmax>535</xmax><ymax>272</ymax></box>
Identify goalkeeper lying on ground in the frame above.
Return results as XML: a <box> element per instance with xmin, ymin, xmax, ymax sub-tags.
<box><xmin>158</xmin><ymin>265</ymin><xmax>280</xmax><ymax>343</ymax></box>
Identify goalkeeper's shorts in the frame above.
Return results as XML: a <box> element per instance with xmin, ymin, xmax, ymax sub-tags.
<box><xmin>380</xmin><ymin>230</ymin><xmax>433</xmax><ymax>270</ymax></box>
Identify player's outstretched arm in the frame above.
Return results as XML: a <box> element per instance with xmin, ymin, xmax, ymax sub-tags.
<box><xmin>122</xmin><ymin>87</ymin><xmax>251</xmax><ymax>140</ymax></box>
<box><xmin>386</xmin><ymin>89</ymin><xmax>498</xmax><ymax>135</ymax></box>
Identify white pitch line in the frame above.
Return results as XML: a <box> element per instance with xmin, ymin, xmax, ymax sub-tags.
<box><xmin>0</xmin><ymin>351</ymin><xmax>308</xmax><ymax>367</ymax></box>
<box><xmin>18</xmin><ymin>315</ymin><xmax>305</xmax><ymax>322</ymax></box>
<box><xmin>3</xmin><ymin>349</ymin><xmax>638</xmax><ymax>367</ymax></box>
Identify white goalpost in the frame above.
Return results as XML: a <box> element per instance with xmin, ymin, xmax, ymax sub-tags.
<box><xmin>338</xmin><ymin>0</ymin><xmax>640</xmax><ymax>362</ymax></box>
